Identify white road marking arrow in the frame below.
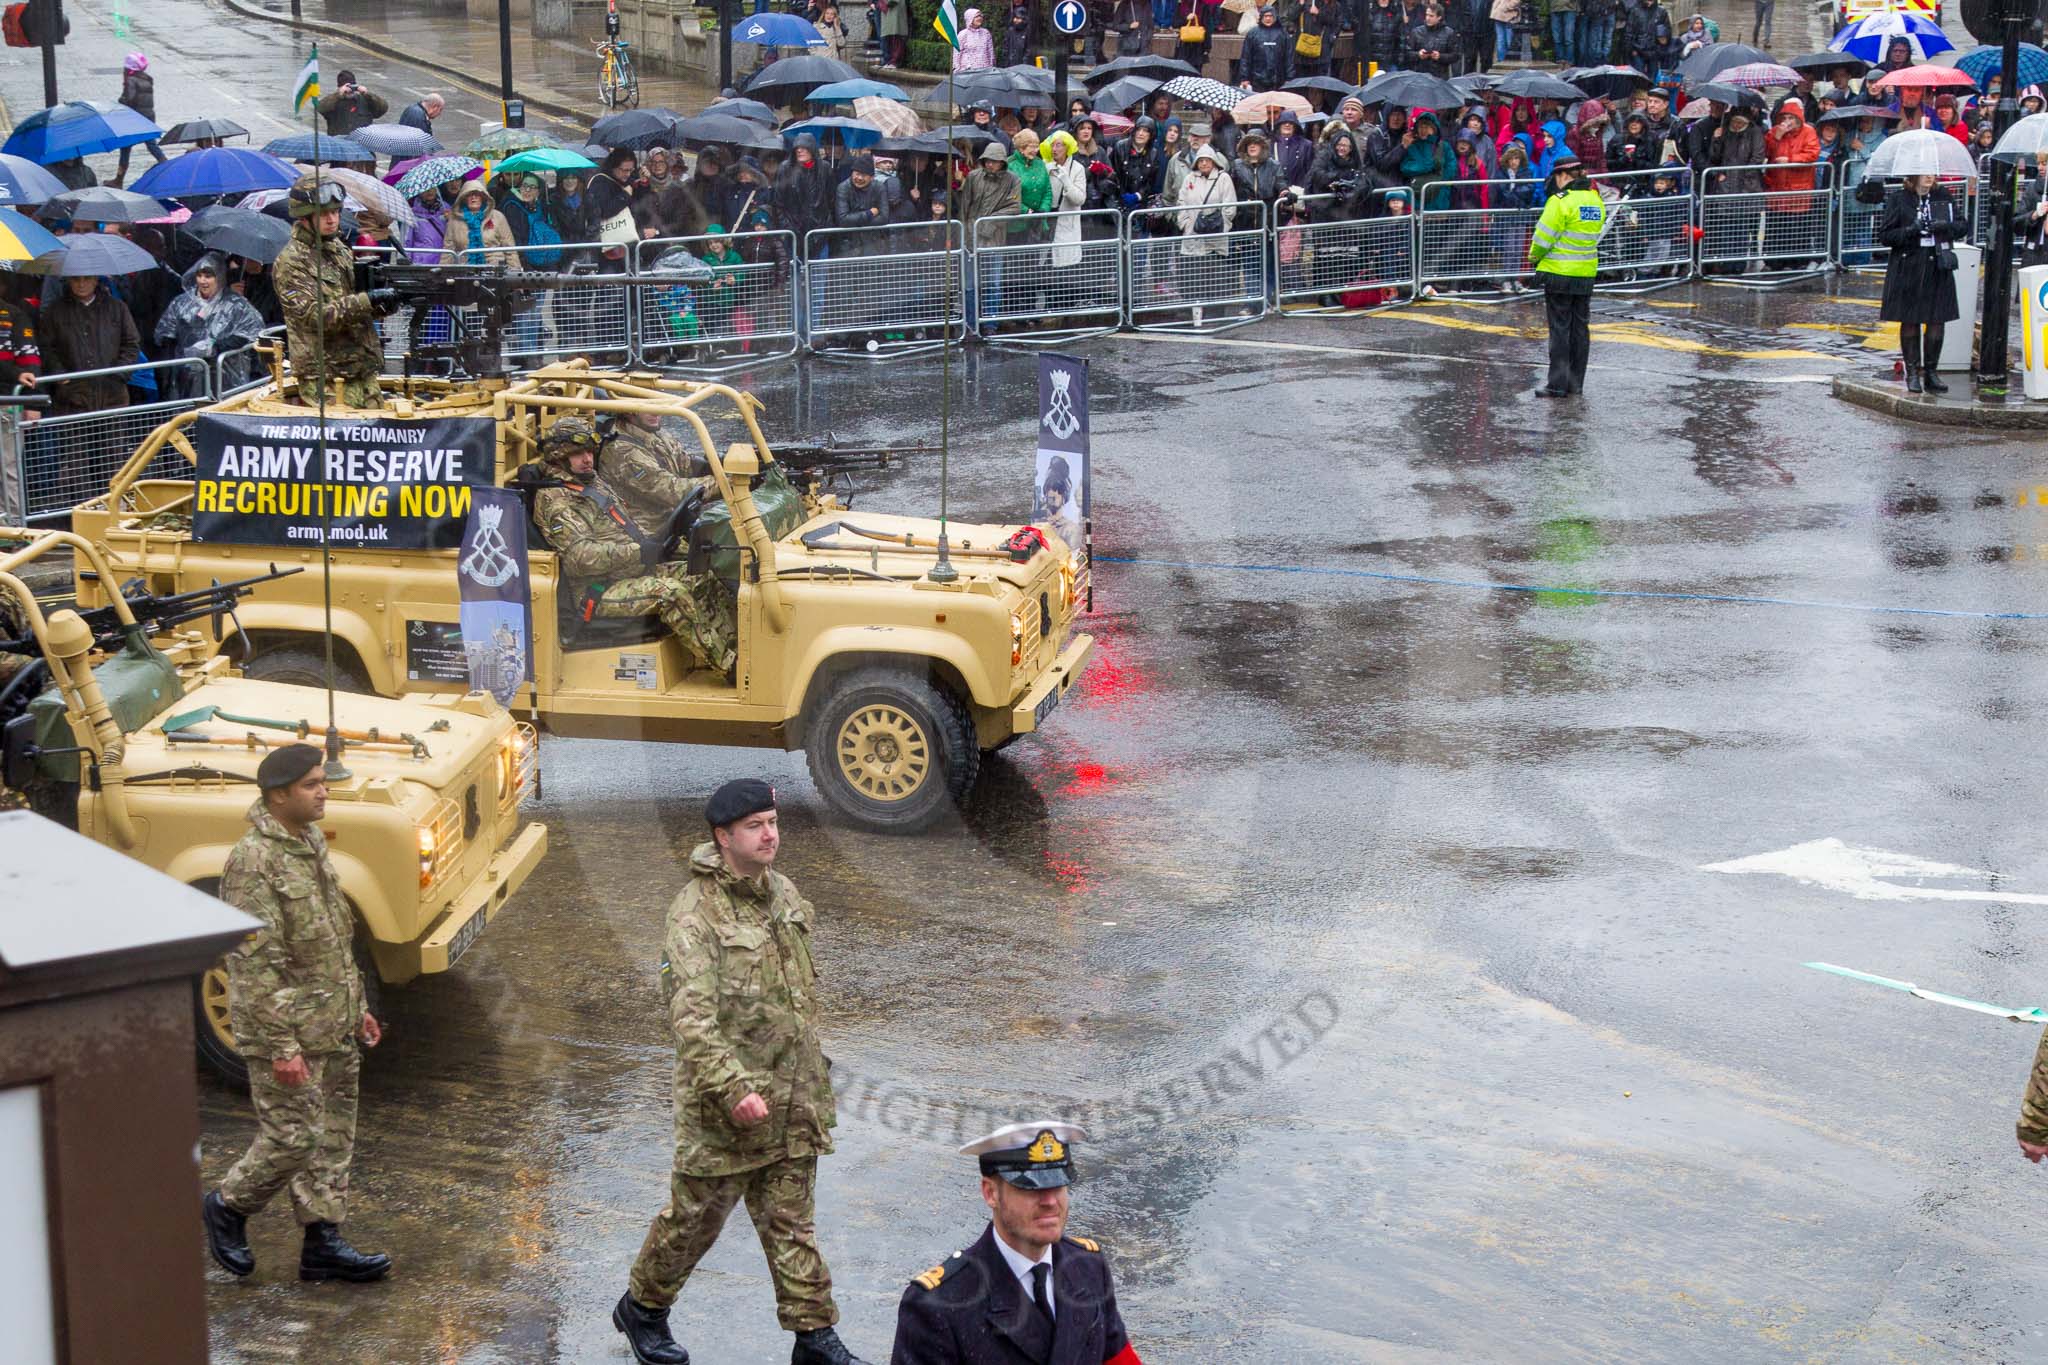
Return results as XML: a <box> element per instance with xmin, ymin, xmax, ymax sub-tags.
<box><xmin>1702</xmin><ymin>837</ymin><xmax>2048</xmax><ymax>905</ymax></box>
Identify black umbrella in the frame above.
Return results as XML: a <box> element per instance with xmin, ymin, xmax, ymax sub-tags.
<box><xmin>589</xmin><ymin>107</ymin><xmax>688</xmax><ymax>150</ymax></box>
<box><xmin>1284</xmin><ymin>75</ymin><xmax>1362</xmax><ymax>98</ymax></box>
<box><xmin>1786</xmin><ymin>50</ymin><xmax>1868</xmax><ymax>77</ymax></box>
<box><xmin>1818</xmin><ymin>104</ymin><xmax>1897</xmax><ymax>123</ymax></box>
<box><xmin>1690</xmin><ymin>81</ymin><xmax>1764</xmax><ymax>110</ymax></box>
<box><xmin>1492</xmin><ymin>69</ymin><xmax>1591</xmax><ymax>101</ymax></box>
<box><xmin>180</xmin><ymin>204</ymin><xmax>292</xmax><ymax>262</ymax></box>
<box><xmin>674</xmin><ymin>112</ymin><xmax>781</xmax><ymax>150</ymax></box>
<box><xmin>162</xmin><ymin>118</ymin><xmax>250</xmax><ymax>145</ymax></box>
<box><xmin>46</xmin><ymin>186</ymin><xmax>168</xmax><ymax>223</ymax></box>
<box><xmin>1676</xmin><ymin>42</ymin><xmax>1771</xmax><ymax>87</ymax></box>
<box><xmin>996</xmin><ymin>63</ymin><xmax>1057</xmax><ymax>91</ymax></box>
<box><xmin>1569</xmin><ymin>65</ymin><xmax>1655</xmax><ymax>100</ymax></box>
<box><xmin>740</xmin><ymin>55</ymin><xmax>861</xmax><ymax>104</ymax></box>
<box><xmin>1085</xmin><ymin>54</ymin><xmax>1198</xmax><ymax>88</ymax></box>
<box><xmin>916</xmin><ymin>66</ymin><xmax>1050</xmax><ymax>109</ymax></box>
<box><xmin>873</xmin><ymin>130</ymin><xmax>961</xmax><ymax>155</ymax></box>
<box><xmin>1357</xmin><ymin>70</ymin><xmax>1466</xmax><ymax>109</ymax></box>
<box><xmin>1450</xmin><ymin>72</ymin><xmax>1499</xmax><ymax>94</ymax></box>
<box><xmin>704</xmin><ymin>97</ymin><xmax>780</xmax><ymax>124</ymax></box>
<box><xmin>923</xmin><ymin>123</ymin><xmax>992</xmax><ymax>144</ymax></box>
<box><xmin>1091</xmin><ymin>75</ymin><xmax>1166</xmax><ymax>113</ymax></box>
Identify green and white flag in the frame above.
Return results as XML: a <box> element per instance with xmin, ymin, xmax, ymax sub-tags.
<box><xmin>293</xmin><ymin>44</ymin><xmax>321</xmax><ymax>115</ymax></box>
<box><xmin>933</xmin><ymin>0</ymin><xmax>960</xmax><ymax>48</ymax></box>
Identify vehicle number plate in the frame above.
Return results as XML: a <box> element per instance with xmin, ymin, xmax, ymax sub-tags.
<box><xmin>1034</xmin><ymin>684</ymin><xmax>1062</xmax><ymax>726</ymax></box>
<box><xmin>446</xmin><ymin>911</ymin><xmax>485</xmax><ymax>967</ymax></box>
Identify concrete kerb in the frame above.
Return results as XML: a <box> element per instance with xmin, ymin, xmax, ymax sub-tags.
<box><xmin>212</xmin><ymin>0</ymin><xmax>590</xmax><ymax>129</ymax></box>
<box><xmin>1832</xmin><ymin>372</ymin><xmax>2048</xmax><ymax>429</ymax></box>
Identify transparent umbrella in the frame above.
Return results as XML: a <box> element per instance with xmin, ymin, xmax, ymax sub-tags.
<box><xmin>1863</xmin><ymin>128</ymin><xmax>1978</xmax><ymax>179</ymax></box>
<box><xmin>1990</xmin><ymin>111</ymin><xmax>2048</xmax><ymax>162</ymax></box>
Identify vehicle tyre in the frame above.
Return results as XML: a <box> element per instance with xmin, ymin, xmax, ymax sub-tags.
<box><xmin>190</xmin><ymin>878</ymin><xmax>380</xmax><ymax>1086</ymax></box>
<box><xmin>803</xmin><ymin>666</ymin><xmax>978</xmax><ymax>833</ymax></box>
<box><xmin>241</xmin><ymin>645</ymin><xmax>370</xmax><ymax>695</ymax></box>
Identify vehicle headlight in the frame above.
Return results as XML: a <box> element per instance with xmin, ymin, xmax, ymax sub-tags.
<box><xmin>1060</xmin><ymin>554</ymin><xmax>1079</xmax><ymax>608</ymax></box>
<box><xmin>1010</xmin><ymin>610</ymin><xmax>1024</xmax><ymax>666</ymax></box>
<box><xmin>417</xmin><ymin>796</ymin><xmax>460</xmax><ymax>889</ymax></box>
<box><xmin>498</xmin><ymin>723</ymin><xmax>539</xmax><ymax>806</ymax></box>
<box><xmin>418</xmin><ymin>824</ymin><xmax>438</xmax><ymax>889</ymax></box>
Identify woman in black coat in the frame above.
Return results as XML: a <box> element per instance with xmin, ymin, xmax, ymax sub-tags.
<box><xmin>1877</xmin><ymin>174</ymin><xmax>1963</xmax><ymax>394</ymax></box>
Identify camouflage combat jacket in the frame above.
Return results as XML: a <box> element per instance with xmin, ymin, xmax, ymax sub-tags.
<box><xmin>659</xmin><ymin>841</ymin><xmax>836</xmax><ymax>1176</ymax></box>
<box><xmin>604</xmin><ymin>425</ymin><xmax>713</xmax><ymax>531</ymax></box>
<box><xmin>222</xmin><ymin>800</ymin><xmax>366</xmax><ymax>1059</ymax></box>
<box><xmin>273</xmin><ymin>221</ymin><xmax>381</xmax><ymax>386</ymax></box>
<box><xmin>533</xmin><ymin>470</ymin><xmax>647</xmax><ymax>603</ymax></box>
<box><xmin>2021</xmin><ymin>1029</ymin><xmax>2048</xmax><ymax>1145</ymax></box>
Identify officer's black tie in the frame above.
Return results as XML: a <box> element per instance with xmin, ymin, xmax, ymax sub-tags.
<box><xmin>1031</xmin><ymin>1263</ymin><xmax>1055</xmax><ymax>1323</ymax></box>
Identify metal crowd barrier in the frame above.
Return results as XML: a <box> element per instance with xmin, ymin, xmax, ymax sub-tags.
<box><xmin>1417</xmin><ymin>180</ymin><xmax>1542</xmax><ymax>294</ymax></box>
<box><xmin>20</xmin><ymin>357</ymin><xmax>214</xmax><ymax>522</ymax></box>
<box><xmin>635</xmin><ymin>229</ymin><xmax>801</xmax><ymax>372</ymax></box>
<box><xmin>1696</xmin><ymin>162</ymin><xmax>1834</xmax><ymax>285</ymax></box>
<box><xmin>804</xmin><ymin>220</ymin><xmax>964</xmax><ymax>357</ymax></box>
<box><xmin>967</xmin><ymin>208</ymin><xmax>1124</xmax><ymax>342</ymax></box>
<box><xmin>215</xmin><ymin>325</ymin><xmax>287</xmax><ymax>398</ymax></box>
<box><xmin>1274</xmin><ymin>191</ymin><xmax>1416</xmax><ymax>311</ymax></box>
<box><xmin>1588</xmin><ymin>168</ymin><xmax>1694</xmax><ymax>291</ymax></box>
<box><xmin>1124</xmin><ymin>199</ymin><xmax>1269</xmax><ymax>334</ymax></box>
<box><xmin>378</xmin><ymin>239</ymin><xmax>634</xmax><ymax>370</ymax></box>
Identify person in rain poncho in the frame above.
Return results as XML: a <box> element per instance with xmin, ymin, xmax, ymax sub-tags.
<box><xmin>156</xmin><ymin>254</ymin><xmax>265</xmax><ymax>398</ymax></box>
<box><xmin>955</xmin><ymin>8</ymin><xmax>997</xmax><ymax>71</ymax></box>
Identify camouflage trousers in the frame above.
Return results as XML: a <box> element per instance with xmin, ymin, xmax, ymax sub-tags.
<box><xmin>592</xmin><ymin>565</ymin><xmax>738</xmax><ymax>674</ymax></box>
<box><xmin>628</xmin><ymin>1154</ymin><xmax>837</xmax><ymax>1331</ymax></box>
<box><xmin>299</xmin><ymin>373</ymin><xmax>383</xmax><ymax>409</ymax></box>
<box><xmin>219</xmin><ymin>1047</ymin><xmax>360</xmax><ymax>1225</ymax></box>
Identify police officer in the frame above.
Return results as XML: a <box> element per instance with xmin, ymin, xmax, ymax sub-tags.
<box><xmin>892</xmin><ymin>1122</ymin><xmax>1142</xmax><ymax>1365</ymax></box>
<box><xmin>273</xmin><ymin>173</ymin><xmax>399</xmax><ymax>409</ymax></box>
<box><xmin>1527</xmin><ymin>153</ymin><xmax>1605</xmax><ymax>399</ymax></box>
<box><xmin>201</xmin><ymin>743</ymin><xmax>391</xmax><ymax>1284</ymax></box>
<box><xmin>613</xmin><ymin>779</ymin><xmax>870</xmax><ymax>1365</ymax></box>
<box><xmin>531</xmin><ymin>417</ymin><xmax>736</xmax><ymax>674</ymax></box>
<box><xmin>604</xmin><ymin>408</ymin><xmax>714</xmax><ymax>532</ymax></box>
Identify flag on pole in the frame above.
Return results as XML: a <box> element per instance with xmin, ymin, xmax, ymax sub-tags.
<box><xmin>934</xmin><ymin>0</ymin><xmax>960</xmax><ymax>48</ymax></box>
<box><xmin>293</xmin><ymin>44</ymin><xmax>321</xmax><ymax>115</ymax></box>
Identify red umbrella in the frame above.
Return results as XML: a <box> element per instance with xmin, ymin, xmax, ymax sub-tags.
<box><xmin>1093</xmin><ymin>112</ymin><xmax>1135</xmax><ymax>135</ymax></box>
<box><xmin>1871</xmin><ymin>64</ymin><xmax>1977</xmax><ymax>91</ymax></box>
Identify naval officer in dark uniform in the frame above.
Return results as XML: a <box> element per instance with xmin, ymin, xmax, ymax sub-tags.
<box><xmin>890</xmin><ymin>1122</ymin><xmax>1141</xmax><ymax>1365</ymax></box>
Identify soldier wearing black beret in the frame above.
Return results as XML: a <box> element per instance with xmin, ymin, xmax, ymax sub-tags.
<box><xmin>891</xmin><ymin>1122</ymin><xmax>1142</xmax><ymax>1365</ymax></box>
<box><xmin>612</xmin><ymin>780</ymin><xmax>871</xmax><ymax>1365</ymax></box>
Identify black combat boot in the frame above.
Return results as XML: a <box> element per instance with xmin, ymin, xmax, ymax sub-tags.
<box><xmin>298</xmin><ymin>1221</ymin><xmax>392</xmax><ymax>1282</ymax></box>
<box><xmin>202</xmin><ymin>1190</ymin><xmax>254</xmax><ymax>1277</ymax></box>
<box><xmin>613</xmin><ymin>1292</ymin><xmax>690</xmax><ymax>1365</ymax></box>
<box><xmin>792</xmin><ymin>1325</ymin><xmax>870</xmax><ymax>1365</ymax></box>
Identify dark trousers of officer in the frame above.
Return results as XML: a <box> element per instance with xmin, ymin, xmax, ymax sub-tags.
<box><xmin>1542</xmin><ymin>280</ymin><xmax>1592</xmax><ymax>394</ymax></box>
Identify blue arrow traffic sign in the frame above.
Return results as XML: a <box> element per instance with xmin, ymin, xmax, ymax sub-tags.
<box><xmin>1052</xmin><ymin>0</ymin><xmax>1087</xmax><ymax>34</ymax></box>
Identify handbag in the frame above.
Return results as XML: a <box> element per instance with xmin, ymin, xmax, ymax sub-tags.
<box><xmin>1179</xmin><ymin>19</ymin><xmax>1207</xmax><ymax>41</ymax></box>
<box><xmin>1295</xmin><ymin>29</ymin><xmax>1323</xmax><ymax>57</ymax></box>
<box><xmin>1937</xmin><ymin>246</ymin><xmax>1959</xmax><ymax>271</ymax></box>
<box><xmin>1194</xmin><ymin>197</ymin><xmax>1226</xmax><ymax>232</ymax></box>
<box><xmin>598</xmin><ymin>207</ymin><xmax>638</xmax><ymax>246</ymax></box>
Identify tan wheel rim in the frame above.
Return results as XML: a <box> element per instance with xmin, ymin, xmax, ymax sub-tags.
<box><xmin>201</xmin><ymin>965</ymin><xmax>238</xmax><ymax>1054</ymax></box>
<box><xmin>835</xmin><ymin>703</ymin><xmax>932</xmax><ymax>803</ymax></box>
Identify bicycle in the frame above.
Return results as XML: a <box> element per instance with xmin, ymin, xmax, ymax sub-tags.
<box><xmin>596</xmin><ymin>35</ymin><xmax>639</xmax><ymax>108</ymax></box>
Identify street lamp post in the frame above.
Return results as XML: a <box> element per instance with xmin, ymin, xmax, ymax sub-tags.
<box><xmin>1977</xmin><ymin>8</ymin><xmax>2028</xmax><ymax>385</ymax></box>
<box><xmin>499</xmin><ymin>0</ymin><xmax>523</xmax><ymax>128</ymax></box>
<box><xmin>719</xmin><ymin>0</ymin><xmax>735</xmax><ymax>95</ymax></box>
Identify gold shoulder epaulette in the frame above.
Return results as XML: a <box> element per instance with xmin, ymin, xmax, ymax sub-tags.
<box><xmin>913</xmin><ymin>1264</ymin><xmax>946</xmax><ymax>1290</ymax></box>
<box><xmin>1064</xmin><ymin>1235</ymin><xmax>1100</xmax><ymax>1252</ymax></box>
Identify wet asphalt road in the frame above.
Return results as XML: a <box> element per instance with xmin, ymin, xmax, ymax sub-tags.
<box><xmin>186</xmin><ymin>274</ymin><xmax>2048</xmax><ymax>1363</ymax></box>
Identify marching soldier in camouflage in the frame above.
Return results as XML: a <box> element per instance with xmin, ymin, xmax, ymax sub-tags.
<box><xmin>613</xmin><ymin>779</ymin><xmax>870</xmax><ymax>1365</ymax></box>
<box><xmin>273</xmin><ymin>174</ymin><xmax>399</xmax><ymax>409</ymax></box>
<box><xmin>532</xmin><ymin>417</ymin><xmax>737</xmax><ymax>675</ymax></box>
<box><xmin>604</xmin><ymin>409</ymin><xmax>717</xmax><ymax>531</ymax></box>
<box><xmin>202</xmin><ymin>744</ymin><xmax>392</xmax><ymax>1284</ymax></box>
<box><xmin>2017</xmin><ymin>1029</ymin><xmax>2048</xmax><ymax>1164</ymax></box>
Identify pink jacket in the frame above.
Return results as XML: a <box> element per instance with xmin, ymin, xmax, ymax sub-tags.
<box><xmin>955</xmin><ymin>9</ymin><xmax>996</xmax><ymax>69</ymax></box>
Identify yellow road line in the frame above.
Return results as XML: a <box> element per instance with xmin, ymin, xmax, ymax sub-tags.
<box><xmin>1376</xmin><ymin>307</ymin><xmax>1839</xmax><ymax>361</ymax></box>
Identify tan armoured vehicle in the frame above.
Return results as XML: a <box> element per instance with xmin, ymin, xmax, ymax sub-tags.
<box><xmin>0</xmin><ymin>529</ymin><xmax>547</xmax><ymax>1080</ymax></box>
<box><xmin>71</xmin><ymin>362</ymin><xmax>1095</xmax><ymax>833</ymax></box>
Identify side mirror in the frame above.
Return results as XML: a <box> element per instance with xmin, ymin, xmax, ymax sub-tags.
<box><xmin>3</xmin><ymin>714</ymin><xmax>38</xmax><ymax>791</ymax></box>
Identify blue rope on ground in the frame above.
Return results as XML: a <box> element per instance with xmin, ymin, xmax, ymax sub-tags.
<box><xmin>1093</xmin><ymin>556</ymin><xmax>2048</xmax><ymax>622</ymax></box>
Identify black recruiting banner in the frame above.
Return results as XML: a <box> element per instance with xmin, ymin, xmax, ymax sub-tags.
<box><xmin>190</xmin><ymin>412</ymin><xmax>498</xmax><ymax>549</ymax></box>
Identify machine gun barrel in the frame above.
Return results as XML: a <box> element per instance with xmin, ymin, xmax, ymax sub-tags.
<box><xmin>96</xmin><ymin>564</ymin><xmax>303</xmax><ymax>644</ymax></box>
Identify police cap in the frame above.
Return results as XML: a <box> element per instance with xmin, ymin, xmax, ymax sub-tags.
<box><xmin>961</xmin><ymin>1121</ymin><xmax>1087</xmax><ymax>1190</ymax></box>
<box><xmin>705</xmin><ymin>778</ymin><xmax>776</xmax><ymax>828</ymax></box>
<box><xmin>257</xmin><ymin>742</ymin><xmax>325</xmax><ymax>790</ymax></box>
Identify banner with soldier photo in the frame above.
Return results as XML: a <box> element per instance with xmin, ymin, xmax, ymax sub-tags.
<box><xmin>1035</xmin><ymin>353</ymin><xmax>1088</xmax><ymax>549</ymax></box>
<box><xmin>455</xmin><ymin>487</ymin><xmax>533</xmax><ymax>705</ymax></box>
<box><xmin>189</xmin><ymin>412</ymin><xmax>498</xmax><ymax>549</ymax></box>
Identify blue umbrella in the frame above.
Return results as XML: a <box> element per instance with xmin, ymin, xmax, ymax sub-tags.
<box><xmin>0</xmin><ymin>152</ymin><xmax>68</xmax><ymax>209</ymax></box>
<box><xmin>130</xmin><ymin>147</ymin><xmax>299</xmax><ymax>199</ymax></box>
<box><xmin>262</xmin><ymin>133</ymin><xmax>376</xmax><ymax>164</ymax></box>
<box><xmin>2</xmin><ymin>101</ymin><xmax>161</xmax><ymax>163</ymax></box>
<box><xmin>0</xmin><ymin>207</ymin><xmax>66</xmax><ymax>268</ymax></box>
<box><xmin>1953</xmin><ymin>43</ymin><xmax>2048</xmax><ymax>93</ymax></box>
<box><xmin>807</xmin><ymin>78</ymin><xmax>910</xmax><ymax>103</ymax></box>
<box><xmin>1829</xmin><ymin>14</ymin><xmax>1954</xmax><ymax>64</ymax></box>
<box><xmin>781</xmin><ymin>116</ymin><xmax>884</xmax><ymax>149</ymax></box>
<box><xmin>729</xmin><ymin>11</ymin><xmax>826</xmax><ymax>46</ymax></box>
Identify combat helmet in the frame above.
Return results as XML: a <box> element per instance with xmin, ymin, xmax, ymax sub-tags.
<box><xmin>287</xmin><ymin>173</ymin><xmax>346</xmax><ymax>219</ymax></box>
<box><xmin>540</xmin><ymin>416</ymin><xmax>602</xmax><ymax>474</ymax></box>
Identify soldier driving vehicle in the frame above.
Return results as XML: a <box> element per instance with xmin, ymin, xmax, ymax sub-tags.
<box><xmin>532</xmin><ymin>416</ymin><xmax>737</xmax><ymax>676</ymax></box>
<box><xmin>0</xmin><ymin>528</ymin><xmax>547</xmax><ymax>1081</ymax></box>
<box><xmin>73</xmin><ymin>356</ymin><xmax>1094</xmax><ymax>834</ymax></box>
<box><xmin>603</xmin><ymin>406</ymin><xmax>716</xmax><ymax>531</ymax></box>
<box><xmin>275</xmin><ymin>174</ymin><xmax>401</xmax><ymax>410</ymax></box>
